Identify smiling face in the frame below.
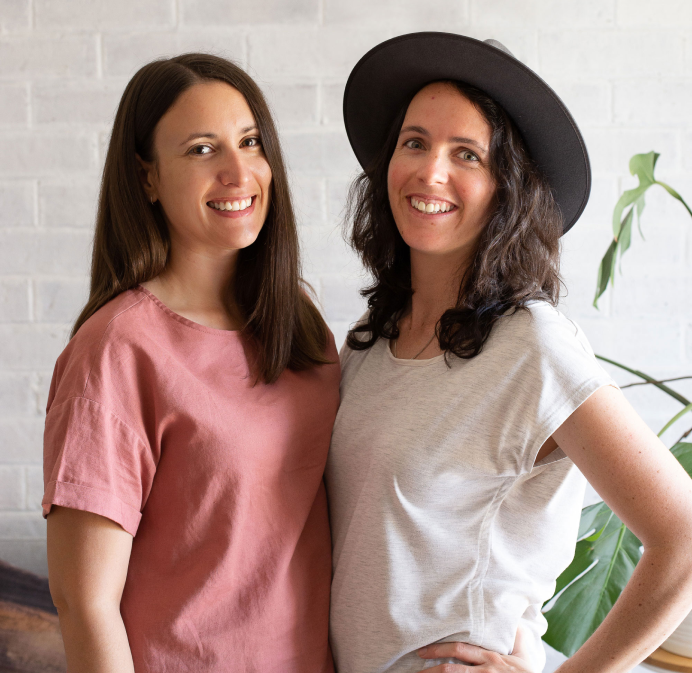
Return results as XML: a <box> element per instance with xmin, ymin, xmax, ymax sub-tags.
<box><xmin>387</xmin><ymin>82</ymin><xmax>497</xmax><ymax>264</ymax></box>
<box><xmin>139</xmin><ymin>80</ymin><xmax>272</xmax><ymax>257</ymax></box>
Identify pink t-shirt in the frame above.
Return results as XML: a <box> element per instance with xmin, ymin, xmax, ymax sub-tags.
<box><xmin>43</xmin><ymin>286</ymin><xmax>339</xmax><ymax>672</ymax></box>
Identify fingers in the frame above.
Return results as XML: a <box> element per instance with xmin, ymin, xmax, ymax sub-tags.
<box><xmin>417</xmin><ymin>641</ymin><xmax>536</xmax><ymax>673</ymax></box>
<box><xmin>417</xmin><ymin>641</ymin><xmax>487</xmax><ymax>665</ymax></box>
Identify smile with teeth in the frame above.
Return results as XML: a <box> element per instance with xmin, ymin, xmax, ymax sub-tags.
<box><xmin>208</xmin><ymin>197</ymin><xmax>254</xmax><ymax>212</ymax></box>
<box><xmin>410</xmin><ymin>197</ymin><xmax>455</xmax><ymax>213</ymax></box>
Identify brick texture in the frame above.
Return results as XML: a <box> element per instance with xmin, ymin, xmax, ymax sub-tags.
<box><xmin>0</xmin><ymin>84</ymin><xmax>28</xmax><ymax>125</ymax></box>
<box><xmin>0</xmin><ymin>11</ymin><xmax>688</xmax><ymax>672</ymax></box>
<box><xmin>34</xmin><ymin>0</ymin><xmax>175</xmax><ymax>30</ymax></box>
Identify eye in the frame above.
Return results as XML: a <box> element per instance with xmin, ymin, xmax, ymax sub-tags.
<box><xmin>242</xmin><ymin>137</ymin><xmax>262</xmax><ymax>148</ymax></box>
<box><xmin>189</xmin><ymin>145</ymin><xmax>213</xmax><ymax>155</ymax></box>
<box><xmin>459</xmin><ymin>150</ymin><xmax>479</xmax><ymax>162</ymax></box>
<box><xmin>404</xmin><ymin>139</ymin><xmax>424</xmax><ymax>150</ymax></box>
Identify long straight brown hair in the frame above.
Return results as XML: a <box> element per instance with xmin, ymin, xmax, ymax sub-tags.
<box><xmin>73</xmin><ymin>53</ymin><xmax>329</xmax><ymax>383</ymax></box>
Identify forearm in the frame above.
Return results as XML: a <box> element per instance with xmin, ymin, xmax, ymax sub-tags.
<box><xmin>556</xmin><ymin>544</ymin><xmax>692</xmax><ymax>673</ymax></box>
<box><xmin>57</xmin><ymin>601</ymin><xmax>135</xmax><ymax>673</ymax></box>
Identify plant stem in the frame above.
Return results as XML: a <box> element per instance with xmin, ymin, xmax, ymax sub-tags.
<box><xmin>676</xmin><ymin>426</ymin><xmax>692</xmax><ymax>444</ymax></box>
<box><xmin>596</xmin><ymin>355</ymin><xmax>691</xmax><ymax>406</ymax></box>
<box><xmin>659</xmin><ymin>404</ymin><xmax>692</xmax><ymax>438</ymax></box>
<box><xmin>620</xmin><ymin>375</ymin><xmax>692</xmax><ymax>390</ymax></box>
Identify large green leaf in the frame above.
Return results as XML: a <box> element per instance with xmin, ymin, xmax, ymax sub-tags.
<box><xmin>671</xmin><ymin>442</ymin><xmax>692</xmax><ymax>476</ymax></box>
<box><xmin>611</xmin><ymin>152</ymin><xmax>658</xmax><ymax>236</ymax></box>
<box><xmin>593</xmin><ymin>239</ymin><xmax>618</xmax><ymax>307</ymax></box>
<box><xmin>618</xmin><ymin>207</ymin><xmax>634</xmax><ymax>264</ymax></box>
<box><xmin>593</xmin><ymin>151</ymin><xmax>692</xmax><ymax>308</ymax></box>
<box><xmin>543</xmin><ymin>442</ymin><xmax>692</xmax><ymax>657</ymax></box>
<box><xmin>543</xmin><ymin>503</ymin><xmax>642</xmax><ymax>657</ymax></box>
<box><xmin>658</xmin><ymin>181</ymin><xmax>692</xmax><ymax>218</ymax></box>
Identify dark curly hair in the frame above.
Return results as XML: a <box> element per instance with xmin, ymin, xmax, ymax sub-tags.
<box><xmin>345</xmin><ymin>80</ymin><xmax>563</xmax><ymax>359</ymax></box>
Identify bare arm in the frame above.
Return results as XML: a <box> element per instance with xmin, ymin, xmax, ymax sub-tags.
<box><xmin>552</xmin><ymin>385</ymin><xmax>692</xmax><ymax>672</ymax></box>
<box><xmin>47</xmin><ymin>506</ymin><xmax>135</xmax><ymax>673</ymax></box>
<box><xmin>418</xmin><ymin>385</ymin><xmax>692</xmax><ymax>673</ymax></box>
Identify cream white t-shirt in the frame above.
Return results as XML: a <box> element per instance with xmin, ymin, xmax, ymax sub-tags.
<box><xmin>325</xmin><ymin>302</ymin><xmax>615</xmax><ymax>673</ymax></box>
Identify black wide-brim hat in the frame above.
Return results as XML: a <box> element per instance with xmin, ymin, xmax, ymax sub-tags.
<box><xmin>343</xmin><ymin>32</ymin><xmax>590</xmax><ymax>235</ymax></box>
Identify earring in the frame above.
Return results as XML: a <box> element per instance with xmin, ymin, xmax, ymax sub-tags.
<box><xmin>150</xmin><ymin>197</ymin><xmax>155</xmax><ymax>205</ymax></box>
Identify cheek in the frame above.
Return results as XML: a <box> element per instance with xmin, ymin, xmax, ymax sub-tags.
<box><xmin>459</xmin><ymin>174</ymin><xmax>496</xmax><ymax>215</ymax></box>
<box><xmin>387</xmin><ymin>158</ymin><xmax>405</xmax><ymax>196</ymax></box>
<box><xmin>156</xmin><ymin>165</ymin><xmax>198</xmax><ymax>204</ymax></box>
<box><xmin>253</xmin><ymin>155</ymin><xmax>272</xmax><ymax>188</ymax></box>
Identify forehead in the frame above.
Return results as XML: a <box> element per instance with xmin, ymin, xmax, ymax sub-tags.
<box><xmin>155</xmin><ymin>80</ymin><xmax>256</xmax><ymax>139</ymax></box>
<box><xmin>403</xmin><ymin>82</ymin><xmax>491</xmax><ymax>140</ymax></box>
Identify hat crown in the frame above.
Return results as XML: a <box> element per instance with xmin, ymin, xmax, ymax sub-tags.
<box><xmin>343</xmin><ymin>32</ymin><xmax>591</xmax><ymax>234</ymax></box>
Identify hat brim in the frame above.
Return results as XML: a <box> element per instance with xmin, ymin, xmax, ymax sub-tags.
<box><xmin>343</xmin><ymin>32</ymin><xmax>590</xmax><ymax>235</ymax></box>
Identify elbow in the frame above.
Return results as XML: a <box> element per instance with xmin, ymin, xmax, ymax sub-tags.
<box><xmin>48</xmin><ymin>574</ymin><xmax>120</xmax><ymax>624</ymax></box>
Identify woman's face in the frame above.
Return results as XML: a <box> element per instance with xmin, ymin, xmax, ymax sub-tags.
<box><xmin>387</xmin><ymin>82</ymin><xmax>496</xmax><ymax>262</ymax></box>
<box><xmin>139</xmin><ymin>80</ymin><xmax>272</xmax><ymax>256</ymax></box>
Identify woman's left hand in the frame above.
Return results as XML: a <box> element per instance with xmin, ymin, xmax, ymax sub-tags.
<box><xmin>416</xmin><ymin>624</ymin><xmax>535</xmax><ymax>672</ymax></box>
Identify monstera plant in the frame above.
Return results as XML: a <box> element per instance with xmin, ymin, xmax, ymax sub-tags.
<box><xmin>542</xmin><ymin>152</ymin><xmax>692</xmax><ymax>657</ymax></box>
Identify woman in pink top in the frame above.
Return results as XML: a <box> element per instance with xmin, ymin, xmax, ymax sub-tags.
<box><xmin>42</xmin><ymin>54</ymin><xmax>339</xmax><ymax>673</ymax></box>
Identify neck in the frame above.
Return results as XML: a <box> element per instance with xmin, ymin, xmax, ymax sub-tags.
<box><xmin>143</xmin><ymin>238</ymin><xmax>241</xmax><ymax>330</ymax></box>
<box><xmin>407</xmin><ymin>248</ymin><xmax>471</xmax><ymax>328</ymax></box>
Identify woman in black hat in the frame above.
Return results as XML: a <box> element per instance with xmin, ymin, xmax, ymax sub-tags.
<box><xmin>325</xmin><ymin>33</ymin><xmax>692</xmax><ymax>673</ymax></box>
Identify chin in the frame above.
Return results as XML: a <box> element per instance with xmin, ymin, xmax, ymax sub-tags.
<box><xmin>400</xmin><ymin>230</ymin><xmax>449</xmax><ymax>254</ymax></box>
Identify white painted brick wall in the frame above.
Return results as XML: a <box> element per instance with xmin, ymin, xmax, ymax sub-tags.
<box><xmin>0</xmin><ymin>2</ymin><xmax>689</xmax><ymax>669</ymax></box>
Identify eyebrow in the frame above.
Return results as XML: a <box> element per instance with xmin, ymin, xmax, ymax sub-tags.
<box><xmin>399</xmin><ymin>125</ymin><xmax>488</xmax><ymax>153</ymax></box>
<box><xmin>179</xmin><ymin>126</ymin><xmax>258</xmax><ymax>146</ymax></box>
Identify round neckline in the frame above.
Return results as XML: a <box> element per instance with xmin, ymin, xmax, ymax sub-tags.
<box><xmin>135</xmin><ymin>284</ymin><xmax>242</xmax><ymax>337</ymax></box>
<box><xmin>385</xmin><ymin>339</ymin><xmax>446</xmax><ymax>367</ymax></box>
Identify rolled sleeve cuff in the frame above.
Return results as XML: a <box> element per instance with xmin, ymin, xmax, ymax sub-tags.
<box><xmin>42</xmin><ymin>480</ymin><xmax>141</xmax><ymax>536</ymax></box>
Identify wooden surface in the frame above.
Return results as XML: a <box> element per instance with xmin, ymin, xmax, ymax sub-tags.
<box><xmin>0</xmin><ymin>560</ymin><xmax>66</xmax><ymax>672</ymax></box>
<box><xmin>644</xmin><ymin>647</ymin><xmax>692</xmax><ymax>672</ymax></box>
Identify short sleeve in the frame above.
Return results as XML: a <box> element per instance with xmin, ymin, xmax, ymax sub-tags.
<box><xmin>43</xmin><ymin>396</ymin><xmax>156</xmax><ymax>536</ymax></box>
<box><xmin>508</xmin><ymin>303</ymin><xmax>617</xmax><ymax>473</ymax></box>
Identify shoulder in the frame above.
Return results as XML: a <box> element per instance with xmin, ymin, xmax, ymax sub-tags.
<box><xmin>74</xmin><ymin>287</ymin><xmax>151</xmax><ymax>345</ymax></box>
<box><xmin>64</xmin><ymin>287</ymin><xmax>155</xmax><ymax>363</ymax></box>
<box><xmin>47</xmin><ymin>288</ymin><xmax>157</xmax><ymax>411</ymax></box>
<box><xmin>489</xmin><ymin>301</ymin><xmax>594</xmax><ymax>358</ymax></box>
<box><xmin>482</xmin><ymin>301</ymin><xmax>611</xmax><ymax>393</ymax></box>
<box><xmin>338</xmin><ymin>311</ymin><xmax>372</xmax><ymax>368</ymax></box>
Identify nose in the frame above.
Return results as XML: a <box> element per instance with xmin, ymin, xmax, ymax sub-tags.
<box><xmin>416</xmin><ymin>149</ymin><xmax>448</xmax><ymax>185</ymax></box>
<box><xmin>217</xmin><ymin>148</ymin><xmax>251</xmax><ymax>187</ymax></box>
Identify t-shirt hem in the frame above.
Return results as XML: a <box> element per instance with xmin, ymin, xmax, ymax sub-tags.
<box><xmin>42</xmin><ymin>479</ymin><xmax>141</xmax><ymax>536</ymax></box>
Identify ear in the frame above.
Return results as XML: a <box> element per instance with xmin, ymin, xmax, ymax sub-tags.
<box><xmin>135</xmin><ymin>153</ymin><xmax>158</xmax><ymax>204</ymax></box>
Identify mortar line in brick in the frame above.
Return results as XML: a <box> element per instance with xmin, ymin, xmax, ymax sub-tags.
<box><xmin>28</xmin><ymin>278</ymin><xmax>35</xmax><ymax>322</ymax></box>
<box><xmin>174</xmin><ymin>0</ymin><xmax>182</xmax><ymax>28</ymax></box>
<box><xmin>31</xmin><ymin>179</ymin><xmax>38</xmax><ymax>227</ymax></box>
<box><xmin>317</xmin><ymin>80</ymin><xmax>323</xmax><ymax>125</ymax></box>
<box><xmin>29</xmin><ymin>0</ymin><xmax>35</xmax><ymax>30</ymax></box>
<box><xmin>318</xmin><ymin>0</ymin><xmax>324</xmax><ymax>26</ymax></box>
<box><xmin>26</xmin><ymin>81</ymin><xmax>33</xmax><ymax>129</ymax></box>
<box><xmin>95</xmin><ymin>33</ymin><xmax>103</xmax><ymax>79</ymax></box>
<box><xmin>21</xmin><ymin>467</ymin><xmax>28</xmax><ymax>509</ymax></box>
